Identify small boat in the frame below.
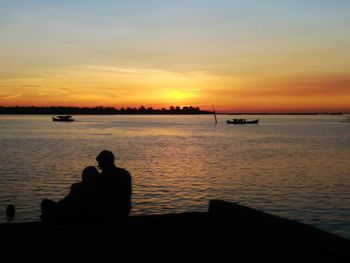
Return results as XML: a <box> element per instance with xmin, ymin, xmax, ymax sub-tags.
<box><xmin>52</xmin><ymin>115</ymin><xmax>75</xmax><ymax>122</ymax></box>
<box><xmin>226</xmin><ymin>118</ymin><xmax>259</xmax><ymax>124</ymax></box>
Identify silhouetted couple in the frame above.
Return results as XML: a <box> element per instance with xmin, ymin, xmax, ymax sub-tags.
<box><xmin>41</xmin><ymin>150</ymin><xmax>132</xmax><ymax>224</ymax></box>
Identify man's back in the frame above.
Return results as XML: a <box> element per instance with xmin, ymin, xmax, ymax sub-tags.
<box><xmin>99</xmin><ymin>166</ymin><xmax>132</xmax><ymax>219</ymax></box>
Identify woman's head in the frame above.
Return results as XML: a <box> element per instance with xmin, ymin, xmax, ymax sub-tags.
<box><xmin>82</xmin><ymin>166</ymin><xmax>99</xmax><ymax>184</ymax></box>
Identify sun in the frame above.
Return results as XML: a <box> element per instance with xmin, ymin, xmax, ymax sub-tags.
<box><xmin>167</xmin><ymin>90</ymin><xmax>192</xmax><ymax>101</ymax></box>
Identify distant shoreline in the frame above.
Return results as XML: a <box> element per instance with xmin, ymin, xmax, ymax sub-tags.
<box><xmin>0</xmin><ymin>106</ymin><xmax>212</xmax><ymax>115</ymax></box>
<box><xmin>225</xmin><ymin>112</ymin><xmax>347</xmax><ymax>115</ymax></box>
<box><xmin>0</xmin><ymin>106</ymin><xmax>348</xmax><ymax>115</ymax></box>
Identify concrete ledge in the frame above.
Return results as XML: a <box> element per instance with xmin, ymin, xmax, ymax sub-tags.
<box><xmin>209</xmin><ymin>200</ymin><xmax>350</xmax><ymax>262</ymax></box>
<box><xmin>0</xmin><ymin>200</ymin><xmax>349</xmax><ymax>262</ymax></box>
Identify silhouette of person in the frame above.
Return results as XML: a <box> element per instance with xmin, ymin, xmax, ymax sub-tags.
<box><xmin>63</xmin><ymin>166</ymin><xmax>101</xmax><ymax>221</ymax></box>
<box><xmin>41</xmin><ymin>166</ymin><xmax>100</xmax><ymax>223</ymax></box>
<box><xmin>96</xmin><ymin>150</ymin><xmax>132</xmax><ymax>222</ymax></box>
<box><xmin>6</xmin><ymin>205</ymin><xmax>15</xmax><ymax>223</ymax></box>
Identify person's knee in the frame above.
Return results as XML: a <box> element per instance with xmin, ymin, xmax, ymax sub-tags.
<box><xmin>41</xmin><ymin>199</ymin><xmax>56</xmax><ymax>213</ymax></box>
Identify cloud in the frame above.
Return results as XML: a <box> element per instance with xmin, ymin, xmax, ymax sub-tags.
<box><xmin>253</xmin><ymin>75</ymin><xmax>350</xmax><ymax>97</ymax></box>
<box><xmin>0</xmin><ymin>85</ymin><xmax>41</xmax><ymax>88</ymax></box>
<box><xmin>0</xmin><ymin>94</ymin><xmax>21</xmax><ymax>99</ymax></box>
<box><xmin>201</xmin><ymin>74</ymin><xmax>350</xmax><ymax>98</ymax></box>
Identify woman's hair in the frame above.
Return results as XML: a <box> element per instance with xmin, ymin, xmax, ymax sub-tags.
<box><xmin>82</xmin><ymin>166</ymin><xmax>99</xmax><ymax>183</ymax></box>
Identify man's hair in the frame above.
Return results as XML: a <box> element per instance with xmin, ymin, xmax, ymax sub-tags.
<box><xmin>96</xmin><ymin>150</ymin><xmax>115</xmax><ymax>164</ymax></box>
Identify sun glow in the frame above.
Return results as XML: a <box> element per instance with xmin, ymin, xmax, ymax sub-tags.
<box><xmin>166</xmin><ymin>90</ymin><xmax>194</xmax><ymax>101</ymax></box>
<box><xmin>168</xmin><ymin>90</ymin><xmax>189</xmax><ymax>101</ymax></box>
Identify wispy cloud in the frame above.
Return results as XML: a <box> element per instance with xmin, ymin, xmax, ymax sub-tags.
<box><xmin>201</xmin><ymin>74</ymin><xmax>350</xmax><ymax>98</ymax></box>
<box><xmin>0</xmin><ymin>94</ymin><xmax>21</xmax><ymax>99</ymax></box>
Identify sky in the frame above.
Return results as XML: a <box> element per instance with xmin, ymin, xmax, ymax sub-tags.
<box><xmin>0</xmin><ymin>0</ymin><xmax>350</xmax><ymax>112</ymax></box>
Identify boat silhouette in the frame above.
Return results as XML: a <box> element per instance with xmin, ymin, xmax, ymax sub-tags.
<box><xmin>52</xmin><ymin>115</ymin><xmax>75</xmax><ymax>122</ymax></box>
<box><xmin>226</xmin><ymin>118</ymin><xmax>259</xmax><ymax>124</ymax></box>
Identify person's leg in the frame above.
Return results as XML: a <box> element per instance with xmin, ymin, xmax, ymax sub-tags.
<box><xmin>40</xmin><ymin>199</ymin><xmax>58</xmax><ymax>221</ymax></box>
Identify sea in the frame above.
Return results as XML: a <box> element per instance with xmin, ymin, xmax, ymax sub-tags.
<box><xmin>0</xmin><ymin>114</ymin><xmax>349</xmax><ymax>239</ymax></box>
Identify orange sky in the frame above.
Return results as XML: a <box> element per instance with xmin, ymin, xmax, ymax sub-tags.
<box><xmin>1</xmin><ymin>1</ymin><xmax>350</xmax><ymax>113</ymax></box>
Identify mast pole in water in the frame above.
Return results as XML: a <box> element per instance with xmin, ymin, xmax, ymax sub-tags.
<box><xmin>212</xmin><ymin>104</ymin><xmax>218</xmax><ymax>125</ymax></box>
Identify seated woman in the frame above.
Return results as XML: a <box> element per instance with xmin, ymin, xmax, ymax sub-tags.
<box><xmin>41</xmin><ymin>166</ymin><xmax>100</xmax><ymax>224</ymax></box>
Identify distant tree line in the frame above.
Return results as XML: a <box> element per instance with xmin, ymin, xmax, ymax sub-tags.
<box><xmin>0</xmin><ymin>106</ymin><xmax>212</xmax><ymax>115</ymax></box>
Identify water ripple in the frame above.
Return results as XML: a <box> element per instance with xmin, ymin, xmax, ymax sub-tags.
<box><xmin>0</xmin><ymin>115</ymin><xmax>350</xmax><ymax>239</ymax></box>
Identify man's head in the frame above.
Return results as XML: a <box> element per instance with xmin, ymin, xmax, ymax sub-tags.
<box><xmin>96</xmin><ymin>150</ymin><xmax>115</xmax><ymax>171</ymax></box>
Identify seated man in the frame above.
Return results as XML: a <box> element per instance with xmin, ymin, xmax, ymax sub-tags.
<box><xmin>96</xmin><ymin>150</ymin><xmax>132</xmax><ymax>221</ymax></box>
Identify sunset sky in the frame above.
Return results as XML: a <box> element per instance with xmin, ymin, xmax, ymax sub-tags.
<box><xmin>1</xmin><ymin>0</ymin><xmax>349</xmax><ymax>112</ymax></box>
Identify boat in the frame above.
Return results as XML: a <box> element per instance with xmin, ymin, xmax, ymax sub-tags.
<box><xmin>226</xmin><ymin>118</ymin><xmax>259</xmax><ymax>124</ymax></box>
<box><xmin>52</xmin><ymin>115</ymin><xmax>75</xmax><ymax>122</ymax></box>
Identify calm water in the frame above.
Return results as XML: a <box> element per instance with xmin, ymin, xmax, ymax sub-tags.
<box><xmin>0</xmin><ymin>114</ymin><xmax>349</xmax><ymax>239</ymax></box>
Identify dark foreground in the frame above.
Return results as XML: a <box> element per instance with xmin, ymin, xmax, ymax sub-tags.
<box><xmin>1</xmin><ymin>200</ymin><xmax>349</xmax><ymax>263</ymax></box>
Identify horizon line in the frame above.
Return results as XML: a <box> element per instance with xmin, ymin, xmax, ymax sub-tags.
<box><xmin>0</xmin><ymin>105</ymin><xmax>349</xmax><ymax>115</ymax></box>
